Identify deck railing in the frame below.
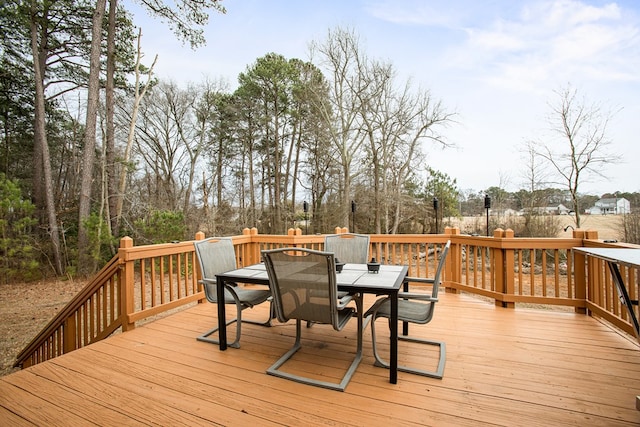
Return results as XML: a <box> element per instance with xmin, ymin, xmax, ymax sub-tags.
<box><xmin>14</xmin><ymin>226</ymin><xmax>640</xmax><ymax>369</ymax></box>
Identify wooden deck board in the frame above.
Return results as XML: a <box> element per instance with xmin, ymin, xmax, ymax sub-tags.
<box><xmin>1</xmin><ymin>292</ymin><xmax>639</xmax><ymax>426</ymax></box>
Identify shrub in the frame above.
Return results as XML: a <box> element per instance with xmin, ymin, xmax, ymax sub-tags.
<box><xmin>133</xmin><ymin>210</ymin><xmax>187</xmax><ymax>244</ymax></box>
<box><xmin>0</xmin><ymin>174</ymin><xmax>39</xmax><ymax>283</ymax></box>
<box><xmin>619</xmin><ymin>212</ymin><xmax>640</xmax><ymax>244</ymax></box>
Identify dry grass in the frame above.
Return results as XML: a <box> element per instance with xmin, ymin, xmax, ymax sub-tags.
<box><xmin>449</xmin><ymin>214</ymin><xmax>623</xmax><ymax>240</ymax></box>
<box><xmin>0</xmin><ymin>279</ymin><xmax>88</xmax><ymax>377</ymax></box>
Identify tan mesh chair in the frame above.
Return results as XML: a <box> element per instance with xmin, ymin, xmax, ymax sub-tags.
<box><xmin>324</xmin><ymin>233</ymin><xmax>370</xmax><ymax>264</ymax></box>
<box><xmin>316</xmin><ymin>233</ymin><xmax>370</xmax><ymax>325</ymax></box>
<box><xmin>194</xmin><ymin>237</ymin><xmax>272</xmax><ymax>349</ymax></box>
<box><xmin>262</xmin><ymin>248</ymin><xmax>363</xmax><ymax>392</ymax></box>
<box><xmin>366</xmin><ymin>240</ymin><xmax>450</xmax><ymax>378</ymax></box>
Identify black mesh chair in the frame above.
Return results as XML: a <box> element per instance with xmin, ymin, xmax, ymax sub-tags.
<box><xmin>262</xmin><ymin>247</ymin><xmax>363</xmax><ymax>391</ymax></box>
<box><xmin>194</xmin><ymin>237</ymin><xmax>272</xmax><ymax>349</ymax></box>
<box><xmin>366</xmin><ymin>240</ymin><xmax>450</xmax><ymax>378</ymax></box>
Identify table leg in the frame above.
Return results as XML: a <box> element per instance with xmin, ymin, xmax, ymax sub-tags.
<box><xmin>390</xmin><ymin>290</ymin><xmax>398</xmax><ymax>384</ymax></box>
<box><xmin>216</xmin><ymin>275</ymin><xmax>227</xmax><ymax>350</ymax></box>
<box><xmin>402</xmin><ymin>280</ymin><xmax>409</xmax><ymax>336</ymax></box>
<box><xmin>607</xmin><ymin>262</ymin><xmax>640</xmax><ymax>341</ymax></box>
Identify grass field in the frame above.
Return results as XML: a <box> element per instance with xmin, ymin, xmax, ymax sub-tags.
<box><xmin>449</xmin><ymin>214</ymin><xmax>623</xmax><ymax>241</ymax></box>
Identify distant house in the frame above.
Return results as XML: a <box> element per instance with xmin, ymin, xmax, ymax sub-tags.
<box><xmin>554</xmin><ymin>204</ymin><xmax>571</xmax><ymax>215</ymax></box>
<box><xmin>518</xmin><ymin>204</ymin><xmax>571</xmax><ymax>215</ymax></box>
<box><xmin>585</xmin><ymin>198</ymin><xmax>630</xmax><ymax>215</ymax></box>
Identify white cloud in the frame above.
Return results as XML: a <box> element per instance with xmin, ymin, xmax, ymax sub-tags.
<box><xmin>442</xmin><ymin>0</ymin><xmax>640</xmax><ymax>92</ymax></box>
<box><xmin>365</xmin><ymin>0</ymin><xmax>464</xmax><ymax>28</ymax></box>
<box><xmin>526</xmin><ymin>0</ymin><xmax>621</xmax><ymax>27</ymax></box>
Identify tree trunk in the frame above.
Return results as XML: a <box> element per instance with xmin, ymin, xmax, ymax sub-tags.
<box><xmin>105</xmin><ymin>0</ymin><xmax>117</xmax><ymax>236</ymax></box>
<box><xmin>343</xmin><ymin>164</ymin><xmax>351</xmax><ymax>230</ymax></box>
<box><xmin>30</xmin><ymin>3</ymin><xmax>63</xmax><ymax>275</ymax></box>
<box><xmin>77</xmin><ymin>0</ymin><xmax>106</xmax><ymax>274</ymax></box>
<box><xmin>115</xmin><ymin>31</ymin><xmax>157</xmax><ymax>231</ymax></box>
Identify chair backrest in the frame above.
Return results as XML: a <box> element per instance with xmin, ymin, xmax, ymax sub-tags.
<box><xmin>430</xmin><ymin>240</ymin><xmax>451</xmax><ymax>299</ymax></box>
<box><xmin>193</xmin><ymin>237</ymin><xmax>237</xmax><ymax>301</ymax></box>
<box><xmin>324</xmin><ymin>233</ymin><xmax>370</xmax><ymax>264</ymax></box>
<box><xmin>262</xmin><ymin>248</ymin><xmax>340</xmax><ymax>328</ymax></box>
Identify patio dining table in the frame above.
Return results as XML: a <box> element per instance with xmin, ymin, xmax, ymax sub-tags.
<box><xmin>215</xmin><ymin>262</ymin><xmax>409</xmax><ymax>384</ymax></box>
<box><xmin>573</xmin><ymin>247</ymin><xmax>640</xmax><ymax>411</ymax></box>
<box><xmin>573</xmin><ymin>247</ymin><xmax>640</xmax><ymax>342</ymax></box>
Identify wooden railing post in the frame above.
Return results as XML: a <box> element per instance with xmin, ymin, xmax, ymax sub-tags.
<box><xmin>119</xmin><ymin>236</ymin><xmax>136</xmax><ymax>331</ymax></box>
<box><xmin>502</xmin><ymin>229</ymin><xmax>516</xmax><ymax>309</ymax></box>
<box><xmin>63</xmin><ymin>316</ymin><xmax>77</xmax><ymax>354</ymax></box>
<box><xmin>288</xmin><ymin>228</ymin><xmax>302</xmax><ymax>236</ymax></box>
<box><xmin>445</xmin><ymin>227</ymin><xmax>460</xmax><ymax>293</ymax></box>
<box><xmin>582</xmin><ymin>230</ymin><xmax>601</xmax><ymax>314</ymax></box>
<box><xmin>572</xmin><ymin>229</ymin><xmax>587</xmax><ymax>314</ymax></box>
<box><xmin>242</xmin><ymin>227</ymin><xmax>261</xmax><ymax>265</ymax></box>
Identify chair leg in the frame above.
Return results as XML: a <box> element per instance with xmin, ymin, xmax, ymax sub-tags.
<box><xmin>198</xmin><ymin>301</ymin><xmax>244</xmax><ymax>348</ymax></box>
<box><xmin>370</xmin><ymin>315</ymin><xmax>446</xmax><ymax>379</ymax></box>
<box><xmin>266</xmin><ymin>320</ymin><xmax>303</xmax><ymax>381</ymax></box>
<box><xmin>242</xmin><ymin>299</ymin><xmax>273</xmax><ymax>327</ymax></box>
<box><xmin>198</xmin><ymin>302</ymin><xmax>242</xmax><ymax>348</ymax></box>
<box><xmin>198</xmin><ymin>300</ymin><xmax>273</xmax><ymax>348</ymax></box>
<box><xmin>196</xmin><ymin>317</ymin><xmax>241</xmax><ymax>348</ymax></box>
<box><xmin>267</xmin><ymin>308</ymin><xmax>363</xmax><ymax>392</ymax></box>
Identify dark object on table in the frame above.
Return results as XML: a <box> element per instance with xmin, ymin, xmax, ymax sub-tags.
<box><xmin>335</xmin><ymin>258</ymin><xmax>345</xmax><ymax>273</ymax></box>
<box><xmin>367</xmin><ymin>257</ymin><xmax>380</xmax><ymax>273</ymax></box>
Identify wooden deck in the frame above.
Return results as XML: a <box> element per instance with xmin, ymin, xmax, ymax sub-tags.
<box><xmin>1</xmin><ymin>292</ymin><xmax>639</xmax><ymax>426</ymax></box>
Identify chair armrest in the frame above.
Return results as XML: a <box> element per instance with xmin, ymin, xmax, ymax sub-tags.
<box><xmin>404</xmin><ymin>276</ymin><xmax>436</xmax><ymax>285</ymax></box>
<box><xmin>399</xmin><ymin>292</ymin><xmax>438</xmax><ymax>302</ymax></box>
<box><xmin>337</xmin><ymin>294</ymin><xmax>355</xmax><ymax>309</ymax></box>
<box><xmin>201</xmin><ymin>277</ymin><xmax>241</xmax><ymax>301</ymax></box>
<box><xmin>201</xmin><ymin>277</ymin><xmax>238</xmax><ymax>287</ymax></box>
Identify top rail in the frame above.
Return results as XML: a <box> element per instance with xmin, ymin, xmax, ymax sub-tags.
<box><xmin>14</xmin><ymin>226</ymin><xmax>640</xmax><ymax>369</ymax></box>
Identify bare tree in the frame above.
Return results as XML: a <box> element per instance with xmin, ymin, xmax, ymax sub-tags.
<box><xmin>359</xmin><ymin>68</ymin><xmax>454</xmax><ymax>234</ymax></box>
<box><xmin>114</xmin><ymin>29</ymin><xmax>158</xmax><ymax>235</ymax></box>
<box><xmin>520</xmin><ymin>141</ymin><xmax>549</xmax><ymax>209</ymax></box>
<box><xmin>517</xmin><ymin>141</ymin><xmax>561</xmax><ymax>237</ymax></box>
<box><xmin>79</xmin><ymin>0</ymin><xmax>224</xmax><ymax>271</ymax></box>
<box><xmin>311</xmin><ymin>27</ymin><xmax>454</xmax><ymax>233</ymax></box>
<box><xmin>534</xmin><ymin>86</ymin><xmax>621</xmax><ymax>228</ymax></box>
<box><xmin>134</xmin><ymin>81</ymin><xmax>194</xmax><ymax>211</ymax></box>
<box><xmin>309</xmin><ymin>27</ymin><xmax>369</xmax><ymax>229</ymax></box>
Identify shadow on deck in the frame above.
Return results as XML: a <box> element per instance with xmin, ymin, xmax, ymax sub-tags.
<box><xmin>1</xmin><ymin>292</ymin><xmax>639</xmax><ymax>426</ymax></box>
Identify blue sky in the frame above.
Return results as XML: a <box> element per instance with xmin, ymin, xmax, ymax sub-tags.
<box><xmin>128</xmin><ymin>0</ymin><xmax>640</xmax><ymax>196</ymax></box>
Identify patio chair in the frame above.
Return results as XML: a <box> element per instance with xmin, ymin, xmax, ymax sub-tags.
<box><xmin>324</xmin><ymin>233</ymin><xmax>370</xmax><ymax>264</ymax></box>
<box><xmin>194</xmin><ymin>237</ymin><xmax>272</xmax><ymax>349</ymax></box>
<box><xmin>366</xmin><ymin>240</ymin><xmax>450</xmax><ymax>378</ymax></box>
<box><xmin>262</xmin><ymin>247</ymin><xmax>363</xmax><ymax>391</ymax></box>
<box><xmin>310</xmin><ymin>233</ymin><xmax>371</xmax><ymax>328</ymax></box>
